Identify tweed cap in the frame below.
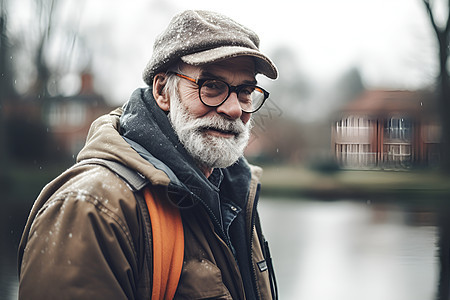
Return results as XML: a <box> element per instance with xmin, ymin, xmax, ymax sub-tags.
<box><xmin>142</xmin><ymin>10</ymin><xmax>278</xmax><ymax>85</ymax></box>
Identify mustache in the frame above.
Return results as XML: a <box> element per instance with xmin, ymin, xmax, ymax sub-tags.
<box><xmin>187</xmin><ymin>115</ymin><xmax>250</xmax><ymax>136</ymax></box>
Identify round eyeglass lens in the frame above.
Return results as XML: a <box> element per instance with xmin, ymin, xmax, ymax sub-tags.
<box><xmin>200</xmin><ymin>80</ymin><xmax>228</xmax><ymax>105</ymax></box>
<box><xmin>239</xmin><ymin>86</ymin><xmax>265</xmax><ymax>112</ymax></box>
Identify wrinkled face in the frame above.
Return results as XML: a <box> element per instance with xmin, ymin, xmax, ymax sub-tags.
<box><xmin>168</xmin><ymin>56</ymin><xmax>255</xmax><ymax>171</ymax></box>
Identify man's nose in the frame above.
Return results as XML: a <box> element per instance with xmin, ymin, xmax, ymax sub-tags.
<box><xmin>215</xmin><ymin>92</ymin><xmax>242</xmax><ymax>120</ymax></box>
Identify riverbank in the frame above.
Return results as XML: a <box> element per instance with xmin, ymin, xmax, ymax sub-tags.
<box><xmin>259</xmin><ymin>165</ymin><xmax>450</xmax><ymax>203</ymax></box>
<box><xmin>4</xmin><ymin>162</ymin><xmax>450</xmax><ymax>205</ymax></box>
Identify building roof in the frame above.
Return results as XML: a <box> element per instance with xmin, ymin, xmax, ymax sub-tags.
<box><xmin>340</xmin><ymin>90</ymin><xmax>437</xmax><ymax>118</ymax></box>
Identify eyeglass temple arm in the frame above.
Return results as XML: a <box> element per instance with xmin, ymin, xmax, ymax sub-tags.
<box><xmin>174</xmin><ymin>73</ymin><xmax>197</xmax><ymax>84</ymax></box>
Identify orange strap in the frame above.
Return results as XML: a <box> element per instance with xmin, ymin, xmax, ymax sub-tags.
<box><xmin>143</xmin><ymin>188</ymin><xmax>184</xmax><ymax>300</ymax></box>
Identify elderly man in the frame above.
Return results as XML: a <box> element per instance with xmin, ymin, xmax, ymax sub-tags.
<box><xmin>18</xmin><ymin>10</ymin><xmax>278</xmax><ymax>300</ymax></box>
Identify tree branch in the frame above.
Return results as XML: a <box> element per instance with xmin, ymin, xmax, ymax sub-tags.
<box><xmin>423</xmin><ymin>0</ymin><xmax>441</xmax><ymax>36</ymax></box>
<box><xmin>445</xmin><ymin>0</ymin><xmax>450</xmax><ymax>37</ymax></box>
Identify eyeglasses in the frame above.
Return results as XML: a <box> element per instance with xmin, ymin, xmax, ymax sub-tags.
<box><xmin>172</xmin><ymin>72</ymin><xmax>270</xmax><ymax>113</ymax></box>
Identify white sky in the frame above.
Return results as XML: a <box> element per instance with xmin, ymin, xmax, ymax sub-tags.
<box><xmin>9</xmin><ymin>0</ymin><xmax>440</xmax><ymax>105</ymax></box>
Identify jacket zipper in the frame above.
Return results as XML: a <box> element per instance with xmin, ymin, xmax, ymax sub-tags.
<box><xmin>249</xmin><ymin>201</ymin><xmax>261</xmax><ymax>299</ymax></box>
<box><xmin>195</xmin><ymin>180</ymin><xmax>261</xmax><ymax>299</ymax></box>
<box><xmin>197</xmin><ymin>195</ymin><xmax>246</xmax><ymax>298</ymax></box>
<box><xmin>194</xmin><ymin>194</ymin><xmax>233</xmax><ymax>249</ymax></box>
<box><xmin>247</xmin><ymin>183</ymin><xmax>261</xmax><ymax>299</ymax></box>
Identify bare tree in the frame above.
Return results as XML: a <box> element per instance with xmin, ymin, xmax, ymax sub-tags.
<box><xmin>420</xmin><ymin>3</ymin><xmax>450</xmax><ymax>299</ymax></box>
<box><xmin>423</xmin><ymin>0</ymin><xmax>450</xmax><ymax>173</ymax></box>
<box><xmin>0</xmin><ymin>0</ymin><xmax>15</xmax><ymax>99</ymax></box>
<box><xmin>27</xmin><ymin>0</ymin><xmax>59</xmax><ymax>99</ymax></box>
<box><xmin>13</xmin><ymin>0</ymin><xmax>88</xmax><ymax>100</ymax></box>
<box><xmin>0</xmin><ymin>0</ymin><xmax>89</xmax><ymax>165</ymax></box>
<box><xmin>425</xmin><ymin>5</ymin><xmax>450</xmax><ymax>299</ymax></box>
<box><xmin>0</xmin><ymin>0</ymin><xmax>14</xmax><ymax>187</ymax></box>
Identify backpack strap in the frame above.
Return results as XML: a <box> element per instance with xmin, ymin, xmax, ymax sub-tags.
<box><xmin>76</xmin><ymin>158</ymin><xmax>148</xmax><ymax>191</ymax></box>
<box><xmin>255</xmin><ymin>213</ymin><xmax>278</xmax><ymax>300</ymax></box>
<box><xmin>75</xmin><ymin>158</ymin><xmax>184</xmax><ymax>299</ymax></box>
<box><xmin>144</xmin><ymin>188</ymin><xmax>184</xmax><ymax>300</ymax></box>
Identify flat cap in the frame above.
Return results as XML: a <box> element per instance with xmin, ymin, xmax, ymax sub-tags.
<box><xmin>142</xmin><ymin>10</ymin><xmax>278</xmax><ymax>85</ymax></box>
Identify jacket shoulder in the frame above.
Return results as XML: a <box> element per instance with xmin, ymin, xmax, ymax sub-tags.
<box><xmin>18</xmin><ymin>163</ymin><xmax>148</xmax><ymax>299</ymax></box>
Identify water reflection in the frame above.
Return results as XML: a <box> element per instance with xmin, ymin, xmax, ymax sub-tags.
<box><xmin>0</xmin><ymin>258</ymin><xmax>18</xmax><ymax>300</ymax></box>
<box><xmin>258</xmin><ymin>198</ymin><xmax>438</xmax><ymax>300</ymax></box>
<box><xmin>2</xmin><ymin>198</ymin><xmax>439</xmax><ymax>299</ymax></box>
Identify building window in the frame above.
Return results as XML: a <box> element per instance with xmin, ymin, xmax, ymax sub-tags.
<box><xmin>383</xmin><ymin>143</ymin><xmax>412</xmax><ymax>168</ymax></box>
<box><xmin>384</xmin><ymin>117</ymin><xmax>411</xmax><ymax>141</ymax></box>
<box><xmin>47</xmin><ymin>102</ymin><xmax>86</xmax><ymax>127</ymax></box>
<box><xmin>66</xmin><ymin>102</ymin><xmax>86</xmax><ymax>126</ymax></box>
<box><xmin>335</xmin><ymin>143</ymin><xmax>375</xmax><ymax>168</ymax></box>
<box><xmin>47</xmin><ymin>103</ymin><xmax>61</xmax><ymax>127</ymax></box>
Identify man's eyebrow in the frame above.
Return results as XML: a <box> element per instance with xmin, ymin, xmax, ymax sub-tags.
<box><xmin>199</xmin><ymin>71</ymin><xmax>257</xmax><ymax>85</ymax></box>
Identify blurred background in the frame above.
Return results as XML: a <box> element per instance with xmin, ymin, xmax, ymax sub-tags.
<box><xmin>1</xmin><ymin>0</ymin><xmax>450</xmax><ymax>299</ymax></box>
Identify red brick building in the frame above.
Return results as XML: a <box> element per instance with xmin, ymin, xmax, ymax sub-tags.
<box><xmin>332</xmin><ymin>90</ymin><xmax>441</xmax><ymax>169</ymax></box>
<box><xmin>3</xmin><ymin>72</ymin><xmax>114</xmax><ymax>160</ymax></box>
<box><xmin>44</xmin><ymin>72</ymin><xmax>114</xmax><ymax>157</ymax></box>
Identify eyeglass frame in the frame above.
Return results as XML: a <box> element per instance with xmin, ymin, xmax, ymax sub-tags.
<box><xmin>169</xmin><ymin>72</ymin><xmax>270</xmax><ymax>113</ymax></box>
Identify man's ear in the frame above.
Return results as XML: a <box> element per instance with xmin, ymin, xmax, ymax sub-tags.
<box><xmin>152</xmin><ymin>73</ymin><xmax>170</xmax><ymax>112</ymax></box>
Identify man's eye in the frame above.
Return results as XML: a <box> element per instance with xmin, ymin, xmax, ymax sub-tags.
<box><xmin>204</xmin><ymin>81</ymin><xmax>226</xmax><ymax>90</ymax></box>
<box><xmin>240</xmin><ymin>86</ymin><xmax>254</xmax><ymax>95</ymax></box>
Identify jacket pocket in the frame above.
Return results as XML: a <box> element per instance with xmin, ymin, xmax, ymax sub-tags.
<box><xmin>174</xmin><ymin>258</ymin><xmax>233</xmax><ymax>300</ymax></box>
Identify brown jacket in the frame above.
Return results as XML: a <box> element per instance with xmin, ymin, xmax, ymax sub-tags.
<box><xmin>18</xmin><ymin>109</ymin><xmax>274</xmax><ymax>299</ymax></box>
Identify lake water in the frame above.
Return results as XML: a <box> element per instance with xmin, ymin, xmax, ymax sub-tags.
<box><xmin>258</xmin><ymin>197</ymin><xmax>439</xmax><ymax>300</ymax></box>
<box><xmin>1</xmin><ymin>197</ymin><xmax>439</xmax><ymax>299</ymax></box>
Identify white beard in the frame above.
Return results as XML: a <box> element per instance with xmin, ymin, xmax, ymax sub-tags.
<box><xmin>168</xmin><ymin>91</ymin><xmax>251</xmax><ymax>170</ymax></box>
